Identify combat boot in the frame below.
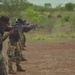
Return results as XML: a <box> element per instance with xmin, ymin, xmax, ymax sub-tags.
<box><xmin>22</xmin><ymin>47</ymin><xmax>26</xmax><ymax>50</ymax></box>
<box><xmin>8</xmin><ymin>68</ymin><xmax>17</xmax><ymax>74</ymax></box>
<box><xmin>21</xmin><ymin>56</ymin><xmax>27</xmax><ymax>61</ymax></box>
<box><xmin>17</xmin><ymin>64</ymin><xmax>25</xmax><ymax>72</ymax></box>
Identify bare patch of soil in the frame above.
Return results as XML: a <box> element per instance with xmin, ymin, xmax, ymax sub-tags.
<box><xmin>3</xmin><ymin>42</ymin><xmax>75</xmax><ymax>75</ymax></box>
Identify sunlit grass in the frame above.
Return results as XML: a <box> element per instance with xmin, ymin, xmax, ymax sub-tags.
<box><xmin>5</xmin><ymin>31</ymin><xmax>75</xmax><ymax>43</ymax></box>
<box><xmin>25</xmin><ymin>32</ymin><xmax>75</xmax><ymax>43</ymax></box>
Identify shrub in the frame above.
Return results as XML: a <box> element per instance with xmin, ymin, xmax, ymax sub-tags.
<box><xmin>57</xmin><ymin>14</ymin><xmax>62</xmax><ymax>18</ymax></box>
<box><xmin>64</xmin><ymin>16</ymin><xmax>70</xmax><ymax>22</ymax></box>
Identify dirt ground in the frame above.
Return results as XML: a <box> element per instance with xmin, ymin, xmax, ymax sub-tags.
<box><xmin>2</xmin><ymin>41</ymin><xmax>75</xmax><ymax>75</ymax></box>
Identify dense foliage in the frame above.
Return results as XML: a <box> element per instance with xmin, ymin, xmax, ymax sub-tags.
<box><xmin>0</xmin><ymin>0</ymin><xmax>75</xmax><ymax>33</ymax></box>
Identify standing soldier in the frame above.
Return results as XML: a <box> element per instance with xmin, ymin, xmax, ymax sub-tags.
<box><xmin>19</xmin><ymin>33</ymin><xmax>27</xmax><ymax>61</ymax></box>
<box><xmin>22</xmin><ymin>20</ymin><xmax>28</xmax><ymax>48</ymax></box>
<box><xmin>23</xmin><ymin>33</ymin><xmax>26</xmax><ymax>47</ymax></box>
<box><xmin>16</xmin><ymin>19</ymin><xmax>28</xmax><ymax>61</ymax></box>
<box><xmin>7</xmin><ymin>18</ymin><xmax>36</xmax><ymax>74</ymax></box>
<box><xmin>15</xmin><ymin>18</ymin><xmax>27</xmax><ymax>61</ymax></box>
<box><xmin>0</xmin><ymin>16</ymin><xmax>16</xmax><ymax>75</ymax></box>
<box><xmin>21</xmin><ymin>20</ymin><xmax>27</xmax><ymax>48</ymax></box>
<box><xmin>7</xmin><ymin>29</ymin><xmax>25</xmax><ymax>74</ymax></box>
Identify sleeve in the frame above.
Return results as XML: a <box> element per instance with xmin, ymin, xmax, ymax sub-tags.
<box><xmin>4</xmin><ymin>27</ymin><xmax>12</xmax><ymax>32</ymax></box>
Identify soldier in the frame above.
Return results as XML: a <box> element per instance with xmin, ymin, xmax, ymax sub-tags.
<box><xmin>7</xmin><ymin>29</ymin><xmax>25</xmax><ymax>74</ymax></box>
<box><xmin>0</xmin><ymin>16</ymin><xmax>16</xmax><ymax>75</ymax></box>
<box><xmin>22</xmin><ymin>32</ymin><xmax>26</xmax><ymax>47</ymax></box>
<box><xmin>7</xmin><ymin>18</ymin><xmax>36</xmax><ymax>74</ymax></box>
<box><xmin>16</xmin><ymin>18</ymin><xmax>27</xmax><ymax>61</ymax></box>
<box><xmin>18</xmin><ymin>32</ymin><xmax>27</xmax><ymax>61</ymax></box>
<box><xmin>20</xmin><ymin>33</ymin><xmax>26</xmax><ymax>50</ymax></box>
<box><xmin>13</xmin><ymin>18</ymin><xmax>25</xmax><ymax>62</ymax></box>
<box><xmin>21</xmin><ymin>20</ymin><xmax>27</xmax><ymax>48</ymax></box>
<box><xmin>23</xmin><ymin>34</ymin><xmax>26</xmax><ymax>47</ymax></box>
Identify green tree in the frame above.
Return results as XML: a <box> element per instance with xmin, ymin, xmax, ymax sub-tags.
<box><xmin>25</xmin><ymin>7</ymin><xmax>41</xmax><ymax>23</ymax></box>
<box><xmin>65</xmin><ymin>2</ymin><xmax>75</xmax><ymax>11</ymax></box>
<box><xmin>44</xmin><ymin>3</ymin><xmax>52</xmax><ymax>8</ymax></box>
<box><xmin>0</xmin><ymin>0</ymin><xmax>28</xmax><ymax>22</ymax></box>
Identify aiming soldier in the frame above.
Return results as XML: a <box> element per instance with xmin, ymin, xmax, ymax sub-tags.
<box><xmin>7</xmin><ymin>18</ymin><xmax>36</xmax><ymax>74</ymax></box>
<box><xmin>0</xmin><ymin>16</ymin><xmax>16</xmax><ymax>75</ymax></box>
<box><xmin>21</xmin><ymin>20</ymin><xmax>27</xmax><ymax>49</ymax></box>
<box><xmin>16</xmin><ymin>19</ymin><xmax>27</xmax><ymax>61</ymax></box>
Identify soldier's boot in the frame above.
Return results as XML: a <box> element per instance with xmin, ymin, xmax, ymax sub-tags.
<box><xmin>8</xmin><ymin>68</ymin><xmax>17</xmax><ymax>74</ymax></box>
<box><xmin>17</xmin><ymin>64</ymin><xmax>25</xmax><ymax>72</ymax></box>
<box><xmin>22</xmin><ymin>48</ymin><xmax>26</xmax><ymax>50</ymax></box>
<box><xmin>8</xmin><ymin>59</ymin><xmax>17</xmax><ymax>74</ymax></box>
<box><xmin>21</xmin><ymin>56</ymin><xmax>27</xmax><ymax>61</ymax></box>
<box><xmin>22</xmin><ymin>47</ymin><xmax>26</xmax><ymax>50</ymax></box>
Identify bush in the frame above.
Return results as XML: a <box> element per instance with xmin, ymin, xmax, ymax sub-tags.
<box><xmin>64</xmin><ymin>16</ymin><xmax>70</xmax><ymax>22</ymax></box>
<box><xmin>57</xmin><ymin>14</ymin><xmax>62</xmax><ymax>18</ymax></box>
<box><xmin>48</xmin><ymin>14</ymin><xmax>52</xmax><ymax>18</ymax></box>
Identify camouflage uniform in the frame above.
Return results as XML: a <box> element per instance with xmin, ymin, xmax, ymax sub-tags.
<box><xmin>23</xmin><ymin>33</ymin><xmax>26</xmax><ymax>46</ymax></box>
<box><xmin>6</xmin><ymin>31</ymin><xmax>25</xmax><ymax>74</ymax></box>
<box><xmin>7</xmin><ymin>40</ymin><xmax>21</xmax><ymax>70</ymax></box>
<box><xmin>18</xmin><ymin>35</ymin><xmax>27</xmax><ymax>61</ymax></box>
<box><xmin>22</xmin><ymin>33</ymin><xmax>26</xmax><ymax>47</ymax></box>
<box><xmin>0</xmin><ymin>27</ymin><xmax>8</xmax><ymax>75</ymax></box>
<box><xmin>0</xmin><ymin>52</ymin><xmax>7</xmax><ymax>75</ymax></box>
<box><xmin>20</xmin><ymin>34</ymin><xmax>26</xmax><ymax>50</ymax></box>
<box><xmin>19</xmin><ymin>37</ymin><xmax>23</xmax><ymax>57</ymax></box>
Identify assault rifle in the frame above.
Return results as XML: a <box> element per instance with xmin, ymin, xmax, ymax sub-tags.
<box><xmin>1</xmin><ymin>21</ymin><xmax>37</xmax><ymax>38</ymax></box>
<box><xmin>12</xmin><ymin>23</ymin><xmax>37</xmax><ymax>38</ymax></box>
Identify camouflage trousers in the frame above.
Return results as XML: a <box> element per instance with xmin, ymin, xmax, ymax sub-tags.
<box><xmin>22</xmin><ymin>34</ymin><xmax>26</xmax><ymax>47</ymax></box>
<box><xmin>20</xmin><ymin>34</ymin><xmax>26</xmax><ymax>50</ymax></box>
<box><xmin>0</xmin><ymin>52</ymin><xmax>8</xmax><ymax>75</ymax></box>
<box><xmin>7</xmin><ymin>42</ymin><xmax>21</xmax><ymax>69</ymax></box>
